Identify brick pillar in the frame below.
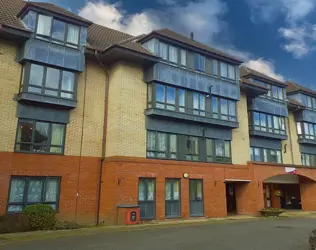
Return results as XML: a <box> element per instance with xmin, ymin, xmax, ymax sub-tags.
<box><xmin>181</xmin><ymin>178</ymin><xmax>190</xmax><ymax>219</ymax></box>
<box><xmin>300</xmin><ymin>182</ymin><xmax>316</xmax><ymax>211</ymax></box>
<box><xmin>204</xmin><ymin>180</ymin><xmax>226</xmax><ymax>218</ymax></box>
<box><xmin>270</xmin><ymin>184</ymin><xmax>281</xmax><ymax>208</ymax></box>
<box><xmin>235</xmin><ymin>181</ymin><xmax>264</xmax><ymax>215</ymax></box>
<box><xmin>156</xmin><ymin>176</ymin><xmax>165</xmax><ymax>220</ymax></box>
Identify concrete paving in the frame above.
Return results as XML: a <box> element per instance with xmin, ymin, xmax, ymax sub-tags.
<box><xmin>1</xmin><ymin>217</ymin><xmax>315</xmax><ymax>250</ymax></box>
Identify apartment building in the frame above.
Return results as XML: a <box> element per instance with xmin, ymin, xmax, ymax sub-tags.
<box><xmin>1</xmin><ymin>0</ymin><xmax>316</xmax><ymax>225</ymax></box>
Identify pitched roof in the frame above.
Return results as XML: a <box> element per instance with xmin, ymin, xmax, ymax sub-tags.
<box><xmin>141</xmin><ymin>28</ymin><xmax>243</xmax><ymax>63</ymax></box>
<box><xmin>240</xmin><ymin>77</ymin><xmax>269</xmax><ymax>90</ymax></box>
<box><xmin>20</xmin><ymin>2</ymin><xmax>92</xmax><ymax>25</ymax></box>
<box><xmin>286</xmin><ymin>81</ymin><xmax>316</xmax><ymax>97</ymax></box>
<box><xmin>0</xmin><ymin>0</ymin><xmax>26</xmax><ymax>31</ymax></box>
<box><xmin>287</xmin><ymin>97</ymin><xmax>305</xmax><ymax>108</ymax></box>
<box><xmin>240</xmin><ymin>66</ymin><xmax>287</xmax><ymax>87</ymax></box>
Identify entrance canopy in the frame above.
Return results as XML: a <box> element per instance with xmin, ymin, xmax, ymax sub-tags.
<box><xmin>264</xmin><ymin>174</ymin><xmax>299</xmax><ymax>184</ymax></box>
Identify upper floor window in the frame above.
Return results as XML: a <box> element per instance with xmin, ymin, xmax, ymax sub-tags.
<box><xmin>206</xmin><ymin>139</ymin><xmax>231</xmax><ymax>163</ymax></box>
<box><xmin>147</xmin><ymin>131</ymin><xmax>177</xmax><ymax>159</ymax></box>
<box><xmin>180</xmin><ymin>49</ymin><xmax>186</xmax><ymax>66</ymax></box>
<box><xmin>186</xmin><ymin>136</ymin><xmax>199</xmax><ymax>161</ymax></box>
<box><xmin>193</xmin><ymin>92</ymin><xmax>206</xmax><ymax>116</ymax></box>
<box><xmin>250</xmin><ymin>147</ymin><xmax>282</xmax><ymax>164</ymax></box>
<box><xmin>159</xmin><ymin>42</ymin><xmax>168</xmax><ymax>60</ymax></box>
<box><xmin>212</xmin><ymin>97</ymin><xmax>237</xmax><ymax>122</ymax></box>
<box><xmin>253</xmin><ymin>80</ymin><xmax>285</xmax><ymax>101</ymax></box>
<box><xmin>7</xmin><ymin>176</ymin><xmax>61</xmax><ymax>213</ymax></box>
<box><xmin>302</xmin><ymin>153</ymin><xmax>316</xmax><ymax>167</ymax></box>
<box><xmin>194</xmin><ymin>54</ymin><xmax>206</xmax><ymax>72</ymax></box>
<box><xmin>220</xmin><ymin>62</ymin><xmax>235</xmax><ymax>80</ymax></box>
<box><xmin>169</xmin><ymin>45</ymin><xmax>178</xmax><ymax>64</ymax></box>
<box><xmin>297</xmin><ymin>122</ymin><xmax>316</xmax><ymax>140</ymax></box>
<box><xmin>36</xmin><ymin>14</ymin><xmax>80</xmax><ymax>48</ymax></box>
<box><xmin>15</xmin><ymin>119</ymin><xmax>66</xmax><ymax>154</ymax></box>
<box><xmin>250</xmin><ymin>112</ymin><xmax>286</xmax><ymax>135</ymax></box>
<box><xmin>303</xmin><ymin>95</ymin><xmax>316</xmax><ymax>110</ymax></box>
<box><xmin>22</xmin><ymin>63</ymin><xmax>76</xmax><ymax>100</ymax></box>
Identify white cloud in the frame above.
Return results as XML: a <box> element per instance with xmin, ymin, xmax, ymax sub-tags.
<box><xmin>243</xmin><ymin>58</ymin><xmax>285</xmax><ymax>81</ymax></box>
<box><xmin>78</xmin><ymin>0</ymin><xmax>227</xmax><ymax>41</ymax></box>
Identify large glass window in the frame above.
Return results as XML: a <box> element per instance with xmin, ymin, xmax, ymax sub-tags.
<box><xmin>303</xmin><ymin>95</ymin><xmax>316</xmax><ymax>110</ymax></box>
<box><xmin>250</xmin><ymin>147</ymin><xmax>282</xmax><ymax>164</ymax></box>
<box><xmin>186</xmin><ymin>136</ymin><xmax>199</xmax><ymax>161</ymax></box>
<box><xmin>194</xmin><ymin>54</ymin><xmax>205</xmax><ymax>72</ymax></box>
<box><xmin>165</xmin><ymin>179</ymin><xmax>181</xmax><ymax>218</ymax></box>
<box><xmin>302</xmin><ymin>153</ymin><xmax>316</xmax><ymax>167</ymax></box>
<box><xmin>220</xmin><ymin>62</ymin><xmax>235</xmax><ymax>80</ymax></box>
<box><xmin>15</xmin><ymin>119</ymin><xmax>66</xmax><ymax>154</ymax></box>
<box><xmin>7</xmin><ymin>176</ymin><xmax>60</xmax><ymax>213</ymax></box>
<box><xmin>250</xmin><ymin>112</ymin><xmax>286</xmax><ymax>135</ymax></box>
<box><xmin>147</xmin><ymin>131</ymin><xmax>177</xmax><ymax>159</ymax></box>
<box><xmin>36</xmin><ymin>14</ymin><xmax>80</xmax><ymax>47</ymax></box>
<box><xmin>206</xmin><ymin>139</ymin><xmax>231</xmax><ymax>163</ymax></box>
<box><xmin>169</xmin><ymin>45</ymin><xmax>178</xmax><ymax>64</ymax></box>
<box><xmin>297</xmin><ymin>122</ymin><xmax>316</xmax><ymax>140</ymax></box>
<box><xmin>25</xmin><ymin>63</ymin><xmax>76</xmax><ymax>100</ymax></box>
<box><xmin>138</xmin><ymin>178</ymin><xmax>156</xmax><ymax>219</ymax></box>
<box><xmin>193</xmin><ymin>92</ymin><xmax>206</xmax><ymax>116</ymax></box>
<box><xmin>154</xmin><ymin>84</ymin><xmax>184</xmax><ymax>112</ymax></box>
<box><xmin>212</xmin><ymin>97</ymin><xmax>237</xmax><ymax>122</ymax></box>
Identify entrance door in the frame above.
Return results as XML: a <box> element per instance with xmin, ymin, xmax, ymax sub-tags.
<box><xmin>165</xmin><ymin>179</ymin><xmax>181</xmax><ymax>218</ymax></box>
<box><xmin>189</xmin><ymin>179</ymin><xmax>204</xmax><ymax>217</ymax></box>
<box><xmin>226</xmin><ymin>183</ymin><xmax>237</xmax><ymax>213</ymax></box>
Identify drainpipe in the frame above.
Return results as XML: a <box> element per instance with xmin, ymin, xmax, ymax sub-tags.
<box><xmin>287</xmin><ymin>114</ymin><xmax>295</xmax><ymax>165</ymax></box>
<box><xmin>95</xmin><ymin>49</ymin><xmax>110</xmax><ymax>225</ymax></box>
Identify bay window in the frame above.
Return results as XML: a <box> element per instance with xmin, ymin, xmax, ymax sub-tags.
<box><xmin>297</xmin><ymin>122</ymin><xmax>316</xmax><ymax>140</ymax></box>
<box><xmin>35</xmin><ymin>14</ymin><xmax>80</xmax><ymax>47</ymax></box>
<box><xmin>147</xmin><ymin>131</ymin><xmax>177</xmax><ymax>159</ymax></box>
<box><xmin>253</xmin><ymin>80</ymin><xmax>285</xmax><ymax>101</ymax></box>
<box><xmin>250</xmin><ymin>111</ymin><xmax>286</xmax><ymax>135</ymax></box>
<box><xmin>250</xmin><ymin>147</ymin><xmax>282</xmax><ymax>164</ymax></box>
<box><xmin>22</xmin><ymin>63</ymin><xmax>76</xmax><ymax>100</ymax></box>
<box><xmin>15</xmin><ymin>119</ymin><xmax>66</xmax><ymax>154</ymax></box>
<box><xmin>206</xmin><ymin>139</ymin><xmax>231</xmax><ymax>163</ymax></box>
<box><xmin>7</xmin><ymin>176</ymin><xmax>60</xmax><ymax>213</ymax></box>
<box><xmin>212</xmin><ymin>97</ymin><xmax>237</xmax><ymax>122</ymax></box>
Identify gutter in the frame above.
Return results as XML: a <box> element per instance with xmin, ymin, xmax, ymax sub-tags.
<box><xmin>95</xmin><ymin>49</ymin><xmax>110</xmax><ymax>225</ymax></box>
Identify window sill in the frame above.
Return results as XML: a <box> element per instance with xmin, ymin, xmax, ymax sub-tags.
<box><xmin>145</xmin><ymin>108</ymin><xmax>239</xmax><ymax>128</ymax></box>
<box><xmin>249</xmin><ymin>129</ymin><xmax>287</xmax><ymax>140</ymax></box>
<box><xmin>14</xmin><ymin>150</ymin><xmax>64</xmax><ymax>156</ymax></box>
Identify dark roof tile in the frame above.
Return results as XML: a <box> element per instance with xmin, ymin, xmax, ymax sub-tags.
<box><xmin>286</xmin><ymin>81</ymin><xmax>316</xmax><ymax>96</ymax></box>
<box><xmin>0</xmin><ymin>0</ymin><xmax>26</xmax><ymax>31</ymax></box>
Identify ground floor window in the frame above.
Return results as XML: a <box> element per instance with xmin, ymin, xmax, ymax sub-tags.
<box><xmin>302</xmin><ymin>153</ymin><xmax>316</xmax><ymax>167</ymax></box>
<box><xmin>250</xmin><ymin>147</ymin><xmax>282</xmax><ymax>164</ymax></box>
<box><xmin>138</xmin><ymin>178</ymin><xmax>156</xmax><ymax>219</ymax></box>
<box><xmin>7</xmin><ymin>176</ymin><xmax>61</xmax><ymax>213</ymax></box>
<box><xmin>189</xmin><ymin>179</ymin><xmax>204</xmax><ymax>217</ymax></box>
<box><xmin>165</xmin><ymin>179</ymin><xmax>181</xmax><ymax>218</ymax></box>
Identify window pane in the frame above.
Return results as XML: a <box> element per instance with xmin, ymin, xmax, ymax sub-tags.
<box><xmin>220</xmin><ymin>62</ymin><xmax>227</xmax><ymax>78</ymax></box>
<box><xmin>52</xmin><ymin>20</ymin><xmax>65</xmax><ymax>41</ymax></box>
<box><xmin>28</xmin><ymin>86</ymin><xmax>42</xmax><ymax>94</ymax></box>
<box><xmin>250</xmin><ymin>148</ymin><xmax>254</xmax><ymax>161</ymax></box>
<box><xmin>159</xmin><ymin>42</ymin><xmax>168</xmax><ymax>60</ymax></box>
<box><xmin>169</xmin><ymin>46</ymin><xmax>178</xmax><ymax>63</ymax></box>
<box><xmin>228</xmin><ymin>65</ymin><xmax>235</xmax><ymax>79</ymax></box>
<box><xmin>170</xmin><ymin>134</ymin><xmax>177</xmax><ymax>153</ymax></box>
<box><xmin>37</xmin><ymin>15</ymin><xmax>52</xmax><ymax>36</ymax></box>
<box><xmin>61</xmin><ymin>71</ymin><xmax>75</xmax><ymax>92</ymax></box>
<box><xmin>263</xmin><ymin>149</ymin><xmax>268</xmax><ymax>162</ymax></box>
<box><xmin>34</xmin><ymin>122</ymin><xmax>49</xmax><ymax>145</ymax></box>
<box><xmin>224</xmin><ymin>141</ymin><xmax>231</xmax><ymax>158</ymax></box>
<box><xmin>50</xmin><ymin>147</ymin><xmax>62</xmax><ymax>153</ymax></box>
<box><xmin>17</xmin><ymin>120</ymin><xmax>33</xmax><ymax>143</ymax></box>
<box><xmin>51</xmin><ymin>124</ymin><xmax>65</xmax><ymax>146</ymax></box>
<box><xmin>276</xmin><ymin>151</ymin><xmax>282</xmax><ymax>163</ymax></box>
<box><xmin>29</xmin><ymin>64</ymin><xmax>44</xmax><ymax>86</ymax></box>
<box><xmin>196</xmin><ymin>181</ymin><xmax>202</xmax><ymax>200</ymax></box>
<box><xmin>254</xmin><ymin>148</ymin><xmax>261</xmax><ymax>161</ymax></box>
<box><xmin>192</xmin><ymin>137</ymin><xmax>199</xmax><ymax>155</ymax></box>
<box><xmin>228</xmin><ymin>101</ymin><xmax>236</xmax><ymax>116</ymax></box>
<box><xmin>9</xmin><ymin>179</ymin><xmax>25</xmax><ymax>203</ymax></box>
<box><xmin>260</xmin><ymin>114</ymin><xmax>266</xmax><ymax>127</ymax></box>
<box><xmin>138</xmin><ymin>180</ymin><xmax>145</xmax><ymax>201</ymax></box>
<box><xmin>147</xmin><ymin>180</ymin><xmax>155</xmax><ymax>201</ymax></box>
<box><xmin>44</xmin><ymin>90</ymin><xmax>58</xmax><ymax>97</ymax></box>
<box><xmin>147</xmin><ymin>131</ymin><xmax>156</xmax><ymax>151</ymax></box>
<box><xmin>215</xmin><ymin>141</ymin><xmax>224</xmax><ymax>157</ymax></box>
<box><xmin>213</xmin><ymin>60</ymin><xmax>218</xmax><ymax>75</ymax></box>
<box><xmin>7</xmin><ymin>205</ymin><xmax>23</xmax><ymax>213</ymax></box>
<box><xmin>27</xmin><ymin>179</ymin><xmax>43</xmax><ymax>203</ymax></box>
<box><xmin>46</xmin><ymin>68</ymin><xmax>60</xmax><ymax>89</ymax></box>
<box><xmin>45</xmin><ymin>178</ymin><xmax>59</xmax><ymax>202</ymax></box>
<box><xmin>157</xmin><ymin>133</ymin><xmax>167</xmax><ymax>152</ymax></box>
<box><xmin>272</xmin><ymin>86</ymin><xmax>278</xmax><ymax>99</ymax></box>
<box><xmin>212</xmin><ymin>97</ymin><xmax>218</xmax><ymax>114</ymax></box>
<box><xmin>173</xmin><ymin>180</ymin><xmax>180</xmax><ymax>200</ymax></box>
<box><xmin>206</xmin><ymin>139</ymin><xmax>213</xmax><ymax>157</ymax></box>
<box><xmin>200</xmin><ymin>95</ymin><xmax>205</xmax><ymax>111</ymax></box>
<box><xmin>180</xmin><ymin>50</ymin><xmax>186</xmax><ymax>66</ymax></box>
<box><xmin>199</xmin><ymin>56</ymin><xmax>205</xmax><ymax>71</ymax></box>
<box><xmin>178</xmin><ymin>89</ymin><xmax>185</xmax><ymax>107</ymax></box>
<box><xmin>307</xmin><ymin>96</ymin><xmax>312</xmax><ymax>108</ymax></box>
<box><xmin>221</xmin><ymin>99</ymin><xmax>228</xmax><ymax>115</ymax></box>
<box><xmin>254</xmin><ymin>112</ymin><xmax>260</xmax><ymax>126</ymax></box>
<box><xmin>61</xmin><ymin>93</ymin><xmax>73</xmax><ymax>99</ymax></box>
<box><xmin>274</xmin><ymin>116</ymin><xmax>279</xmax><ymax>129</ymax></box>
<box><xmin>156</xmin><ymin>84</ymin><xmax>165</xmax><ymax>103</ymax></box>
<box><xmin>166</xmin><ymin>87</ymin><xmax>175</xmax><ymax>105</ymax></box>
<box><xmin>165</xmin><ymin>181</ymin><xmax>172</xmax><ymax>200</ymax></box>
<box><xmin>278</xmin><ymin>87</ymin><xmax>283</xmax><ymax>100</ymax></box>
<box><xmin>67</xmin><ymin>24</ymin><xmax>79</xmax><ymax>44</ymax></box>
<box><xmin>267</xmin><ymin>115</ymin><xmax>273</xmax><ymax>128</ymax></box>
<box><xmin>193</xmin><ymin>93</ymin><xmax>199</xmax><ymax>109</ymax></box>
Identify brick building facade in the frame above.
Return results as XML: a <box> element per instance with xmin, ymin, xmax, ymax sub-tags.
<box><xmin>1</xmin><ymin>0</ymin><xmax>316</xmax><ymax>225</ymax></box>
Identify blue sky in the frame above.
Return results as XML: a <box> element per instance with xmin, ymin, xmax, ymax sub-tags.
<box><xmin>43</xmin><ymin>0</ymin><xmax>316</xmax><ymax>91</ymax></box>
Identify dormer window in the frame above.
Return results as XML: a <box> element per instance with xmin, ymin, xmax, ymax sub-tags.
<box><xmin>35</xmin><ymin>14</ymin><xmax>80</xmax><ymax>48</ymax></box>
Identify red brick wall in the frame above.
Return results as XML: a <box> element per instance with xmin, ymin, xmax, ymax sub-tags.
<box><xmin>0</xmin><ymin>152</ymin><xmax>99</xmax><ymax>224</ymax></box>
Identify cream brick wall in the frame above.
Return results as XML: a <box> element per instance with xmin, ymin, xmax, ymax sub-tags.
<box><xmin>106</xmin><ymin>61</ymin><xmax>146</xmax><ymax>157</ymax></box>
<box><xmin>232</xmin><ymin>92</ymin><xmax>250</xmax><ymax>164</ymax></box>
<box><xmin>282</xmin><ymin>111</ymin><xmax>301</xmax><ymax>165</ymax></box>
<box><xmin>0</xmin><ymin>39</ymin><xmax>20</xmax><ymax>152</ymax></box>
<box><xmin>65</xmin><ymin>59</ymin><xmax>106</xmax><ymax>157</ymax></box>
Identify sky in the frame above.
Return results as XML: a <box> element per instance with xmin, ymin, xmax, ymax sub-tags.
<box><xmin>40</xmin><ymin>0</ymin><xmax>316</xmax><ymax>91</ymax></box>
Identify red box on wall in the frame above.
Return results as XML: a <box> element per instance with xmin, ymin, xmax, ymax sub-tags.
<box><xmin>117</xmin><ymin>205</ymin><xmax>140</xmax><ymax>225</ymax></box>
